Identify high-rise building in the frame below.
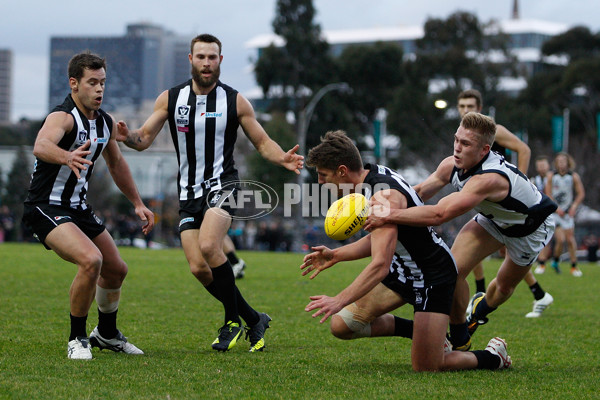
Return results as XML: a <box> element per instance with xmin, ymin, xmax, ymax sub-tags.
<box><xmin>0</xmin><ymin>49</ymin><xmax>12</xmax><ymax>124</ymax></box>
<box><xmin>49</xmin><ymin>23</ymin><xmax>189</xmax><ymax>115</ymax></box>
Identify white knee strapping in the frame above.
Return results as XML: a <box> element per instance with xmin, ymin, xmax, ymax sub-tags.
<box><xmin>337</xmin><ymin>307</ymin><xmax>372</xmax><ymax>338</ymax></box>
<box><xmin>96</xmin><ymin>285</ymin><xmax>120</xmax><ymax>313</ymax></box>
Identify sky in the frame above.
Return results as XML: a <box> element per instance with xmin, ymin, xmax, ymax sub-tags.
<box><xmin>1</xmin><ymin>0</ymin><xmax>599</xmax><ymax>122</ymax></box>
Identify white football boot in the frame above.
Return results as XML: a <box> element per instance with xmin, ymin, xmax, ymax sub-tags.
<box><xmin>67</xmin><ymin>337</ymin><xmax>93</xmax><ymax>360</ymax></box>
<box><xmin>525</xmin><ymin>292</ymin><xmax>554</xmax><ymax>318</ymax></box>
<box><xmin>89</xmin><ymin>326</ymin><xmax>144</xmax><ymax>354</ymax></box>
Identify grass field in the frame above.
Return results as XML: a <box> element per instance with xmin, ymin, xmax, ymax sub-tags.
<box><xmin>0</xmin><ymin>243</ymin><xmax>599</xmax><ymax>399</ymax></box>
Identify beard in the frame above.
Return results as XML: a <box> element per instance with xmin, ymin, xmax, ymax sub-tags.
<box><xmin>191</xmin><ymin>63</ymin><xmax>220</xmax><ymax>88</ymax></box>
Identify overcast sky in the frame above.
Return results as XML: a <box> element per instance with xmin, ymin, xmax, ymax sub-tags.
<box><xmin>2</xmin><ymin>0</ymin><xmax>598</xmax><ymax>122</ymax></box>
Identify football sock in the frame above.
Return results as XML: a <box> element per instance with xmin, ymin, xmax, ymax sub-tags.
<box><xmin>235</xmin><ymin>286</ymin><xmax>259</xmax><ymax>326</ymax></box>
<box><xmin>98</xmin><ymin>310</ymin><xmax>119</xmax><ymax>339</ymax></box>
<box><xmin>472</xmin><ymin>350</ymin><xmax>501</xmax><ymax>370</ymax></box>
<box><xmin>571</xmin><ymin>262</ymin><xmax>577</xmax><ymax>269</ymax></box>
<box><xmin>529</xmin><ymin>282</ymin><xmax>546</xmax><ymax>301</ymax></box>
<box><xmin>475</xmin><ymin>278</ymin><xmax>486</xmax><ymax>294</ymax></box>
<box><xmin>393</xmin><ymin>316</ymin><xmax>414</xmax><ymax>338</ymax></box>
<box><xmin>210</xmin><ymin>261</ymin><xmax>241</xmax><ymax>325</ymax></box>
<box><xmin>473</xmin><ymin>296</ymin><xmax>497</xmax><ymax>320</ymax></box>
<box><xmin>226</xmin><ymin>251</ymin><xmax>239</xmax><ymax>266</ymax></box>
<box><xmin>69</xmin><ymin>314</ymin><xmax>88</xmax><ymax>341</ymax></box>
<box><xmin>449</xmin><ymin>323</ymin><xmax>470</xmax><ymax>348</ymax></box>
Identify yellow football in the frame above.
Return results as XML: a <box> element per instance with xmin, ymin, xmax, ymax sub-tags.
<box><xmin>324</xmin><ymin>193</ymin><xmax>369</xmax><ymax>240</ymax></box>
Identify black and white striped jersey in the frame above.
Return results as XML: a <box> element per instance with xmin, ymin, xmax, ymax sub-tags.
<box><xmin>25</xmin><ymin>94</ymin><xmax>111</xmax><ymax>210</ymax></box>
<box><xmin>550</xmin><ymin>171</ymin><xmax>575</xmax><ymax>211</ymax></box>
<box><xmin>532</xmin><ymin>174</ymin><xmax>548</xmax><ymax>193</ymax></box>
<box><xmin>167</xmin><ymin>80</ymin><xmax>240</xmax><ymax>201</ymax></box>
<box><xmin>450</xmin><ymin>151</ymin><xmax>557</xmax><ymax>237</ymax></box>
<box><xmin>362</xmin><ymin>163</ymin><xmax>457</xmax><ymax>288</ymax></box>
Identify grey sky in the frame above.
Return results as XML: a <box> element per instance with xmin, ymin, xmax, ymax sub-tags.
<box><xmin>2</xmin><ymin>0</ymin><xmax>598</xmax><ymax>122</ymax></box>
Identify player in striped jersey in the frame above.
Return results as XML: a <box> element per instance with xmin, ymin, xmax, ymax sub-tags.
<box><xmin>116</xmin><ymin>34</ymin><xmax>304</xmax><ymax>352</ymax></box>
<box><xmin>365</xmin><ymin>113</ymin><xmax>557</xmax><ymax>352</ymax></box>
<box><xmin>546</xmin><ymin>152</ymin><xmax>585</xmax><ymax>277</ymax></box>
<box><xmin>22</xmin><ymin>52</ymin><xmax>154</xmax><ymax>360</ymax></box>
<box><xmin>457</xmin><ymin>90</ymin><xmax>552</xmax><ymax>319</ymax></box>
<box><xmin>302</xmin><ymin>130</ymin><xmax>511</xmax><ymax>371</ymax></box>
<box><xmin>532</xmin><ymin>156</ymin><xmax>553</xmax><ymax>277</ymax></box>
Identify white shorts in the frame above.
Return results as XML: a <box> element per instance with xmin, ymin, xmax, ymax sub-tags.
<box><xmin>553</xmin><ymin>213</ymin><xmax>574</xmax><ymax>230</ymax></box>
<box><xmin>474</xmin><ymin>214</ymin><xmax>555</xmax><ymax>267</ymax></box>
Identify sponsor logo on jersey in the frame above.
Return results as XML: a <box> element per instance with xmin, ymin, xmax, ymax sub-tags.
<box><xmin>94</xmin><ymin>137</ymin><xmax>108</xmax><ymax>144</ymax></box>
<box><xmin>201</xmin><ymin>112</ymin><xmax>223</xmax><ymax>118</ymax></box>
<box><xmin>54</xmin><ymin>216</ymin><xmax>72</xmax><ymax>221</ymax></box>
<box><xmin>179</xmin><ymin>217</ymin><xmax>195</xmax><ymax>227</ymax></box>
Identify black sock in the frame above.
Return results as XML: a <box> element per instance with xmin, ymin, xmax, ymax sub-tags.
<box><xmin>529</xmin><ymin>282</ymin><xmax>546</xmax><ymax>301</ymax></box>
<box><xmin>205</xmin><ymin>281</ymin><xmax>221</xmax><ymax>300</ymax></box>
<box><xmin>449</xmin><ymin>323</ymin><xmax>470</xmax><ymax>347</ymax></box>
<box><xmin>98</xmin><ymin>309</ymin><xmax>118</xmax><ymax>339</ymax></box>
<box><xmin>69</xmin><ymin>314</ymin><xmax>88</xmax><ymax>341</ymax></box>
<box><xmin>571</xmin><ymin>262</ymin><xmax>577</xmax><ymax>269</ymax></box>
<box><xmin>235</xmin><ymin>286</ymin><xmax>259</xmax><ymax>326</ymax></box>
<box><xmin>554</xmin><ymin>256</ymin><xmax>560</xmax><ymax>263</ymax></box>
<box><xmin>393</xmin><ymin>316</ymin><xmax>414</xmax><ymax>338</ymax></box>
<box><xmin>210</xmin><ymin>261</ymin><xmax>240</xmax><ymax>325</ymax></box>
<box><xmin>473</xmin><ymin>296</ymin><xmax>497</xmax><ymax>320</ymax></box>
<box><xmin>473</xmin><ymin>350</ymin><xmax>500</xmax><ymax>370</ymax></box>
<box><xmin>226</xmin><ymin>251</ymin><xmax>239</xmax><ymax>265</ymax></box>
<box><xmin>475</xmin><ymin>278</ymin><xmax>486</xmax><ymax>293</ymax></box>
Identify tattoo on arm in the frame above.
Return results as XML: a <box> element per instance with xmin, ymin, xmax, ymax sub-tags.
<box><xmin>125</xmin><ymin>132</ymin><xmax>142</xmax><ymax>147</ymax></box>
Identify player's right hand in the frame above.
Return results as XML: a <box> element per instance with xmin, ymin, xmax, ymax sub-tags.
<box><xmin>67</xmin><ymin>140</ymin><xmax>93</xmax><ymax>179</ymax></box>
<box><xmin>300</xmin><ymin>245</ymin><xmax>336</xmax><ymax>279</ymax></box>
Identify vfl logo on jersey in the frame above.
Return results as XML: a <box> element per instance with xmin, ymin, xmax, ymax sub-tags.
<box><xmin>201</xmin><ymin>112</ymin><xmax>223</xmax><ymax>118</ymax></box>
<box><xmin>177</xmin><ymin>105</ymin><xmax>190</xmax><ymax>125</ymax></box>
<box><xmin>77</xmin><ymin>130</ymin><xmax>88</xmax><ymax>145</ymax></box>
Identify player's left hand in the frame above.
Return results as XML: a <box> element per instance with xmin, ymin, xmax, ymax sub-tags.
<box><xmin>305</xmin><ymin>295</ymin><xmax>344</xmax><ymax>324</ymax></box>
<box><xmin>282</xmin><ymin>144</ymin><xmax>304</xmax><ymax>175</ymax></box>
<box><xmin>364</xmin><ymin>203</ymin><xmax>390</xmax><ymax>232</ymax></box>
<box><xmin>134</xmin><ymin>205</ymin><xmax>155</xmax><ymax>235</ymax></box>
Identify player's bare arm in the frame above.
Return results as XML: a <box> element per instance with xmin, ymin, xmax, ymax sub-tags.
<box><xmin>569</xmin><ymin>172</ymin><xmax>585</xmax><ymax>217</ymax></box>
<box><xmin>494</xmin><ymin>125</ymin><xmax>531</xmax><ymax>173</ymax></box>
<box><xmin>116</xmin><ymin>90</ymin><xmax>169</xmax><ymax>151</ymax></box>
<box><xmin>367</xmin><ymin>173</ymin><xmax>508</xmax><ymax>229</ymax></box>
<box><xmin>300</xmin><ymin>234</ymin><xmax>373</xmax><ymax>279</ymax></box>
<box><xmin>237</xmin><ymin>94</ymin><xmax>304</xmax><ymax>174</ymax></box>
<box><xmin>413</xmin><ymin>156</ymin><xmax>454</xmax><ymax>202</ymax></box>
<box><xmin>33</xmin><ymin>111</ymin><xmax>93</xmax><ymax>179</ymax></box>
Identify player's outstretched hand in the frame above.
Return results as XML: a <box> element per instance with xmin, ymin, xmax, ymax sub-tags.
<box><xmin>66</xmin><ymin>140</ymin><xmax>93</xmax><ymax>179</ymax></box>
<box><xmin>305</xmin><ymin>295</ymin><xmax>344</xmax><ymax>324</ymax></box>
<box><xmin>300</xmin><ymin>245</ymin><xmax>336</xmax><ymax>279</ymax></box>
<box><xmin>115</xmin><ymin>121</ymin><xmax>130</xmax><ymax>142</ymax></box>
<box><xmin>282</xmin><ymin>144</ymin><xmax>304</xmax><ymax>174</ymax></box>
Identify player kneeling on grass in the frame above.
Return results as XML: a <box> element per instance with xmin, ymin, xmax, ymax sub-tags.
<box><xmin>300</xmin><ymin>130</ymin><xmax>511</xmax><ymax>371</ymax></box>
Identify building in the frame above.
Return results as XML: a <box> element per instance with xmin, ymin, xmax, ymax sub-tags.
<box><xmin>245</xmin><ymin>17</ymin><xmax>568</xmax><ymax>96</ymax></box>
<box><xmin>49</xmin><ymin>23</ymin><xmax>190</xmax><ymax>150</ymax></box>
<box><xmin>0</xmin><ymin>49</ymin><xmax>12</xmax><ymax>124</ymax></box>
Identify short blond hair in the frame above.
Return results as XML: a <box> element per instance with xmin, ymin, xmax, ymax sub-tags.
<box><xmin>461</xmin><ymin>112</ymin><xmax>496</xmax><ymax>147</ymax></box>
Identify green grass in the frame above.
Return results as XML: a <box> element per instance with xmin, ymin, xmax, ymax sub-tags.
<box><xmin>0</xmin><ymin>243</ymin><xmax>599</xmax><ymax>399</ymax></box>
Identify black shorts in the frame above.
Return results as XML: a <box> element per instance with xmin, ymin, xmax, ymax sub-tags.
<box><xmin>381</xmin><ymin>274</ymin><xmax>456</xmax><ymax>315</ymax></box>
<box><xmin>22</xmin><ymin>203</ymin><xmax>106</xmax><ymax>250</ymax></box>
<box><xmin>178</xmin><ymin>188</ymin><xmax>238</xmax><ymax>232</ymax></box>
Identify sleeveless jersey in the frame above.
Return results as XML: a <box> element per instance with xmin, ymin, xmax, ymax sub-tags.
<box><xmin>25</xmin><ymin>95</ymin><xmax>112</xmax><ymax>210</ymax></box>
<box><xmin>362</xmin><ymin>164</ymin><xmax>457</xmax><ymax>288</ymax></box>
<box><xmin>450</xmin><ymin>151</ymin><xmax>557</xmax><ymax>237</ymax></box>
<box><xmin>550</xmin><ymin>171</ymin><xmax>574</xmax><ymax>211</ymax></box>
<box><xmin>167</xmin><ymin>80</ymin><xmax>239</xmax><ymax>201</ymax></box>
<box><xmin>532</xmin><ymin>174</ymin><xmax>547</xmax><ymax>193</ymax></box>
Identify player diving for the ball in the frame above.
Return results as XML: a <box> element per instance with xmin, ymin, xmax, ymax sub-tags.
<box><xmin>300</xmin><ymin>130</ymin><xmax>511</xmax><ymax>372</ymax></box>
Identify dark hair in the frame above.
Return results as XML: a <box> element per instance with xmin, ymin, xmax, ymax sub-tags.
<box><xmin>68</xmin><ymin>51</ymin><xmax>106</xmax><ymax>81</ymax></box>
<box><xmin>306</xmin><ymin>130</ymin><xmax>363</xmax><ymax>172</ymax></box>
<box><xmin>535</xmin><ymin>155</ymin><xmax>549</xmax><ymax>162</ymax></box>
<box><xmin>190</xmin><ymin>33</ymin><xmax>222</xmax><ymax>54</ymax></box>
<box><xmin>461</xmin><ymin>112</ymin><xmax>496</xmax><ymax>147</ymax></box>
<box><xmin>458</xmin><ymin>89</ymin><xmax>483</xmax><ymax>108</ymax></box>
